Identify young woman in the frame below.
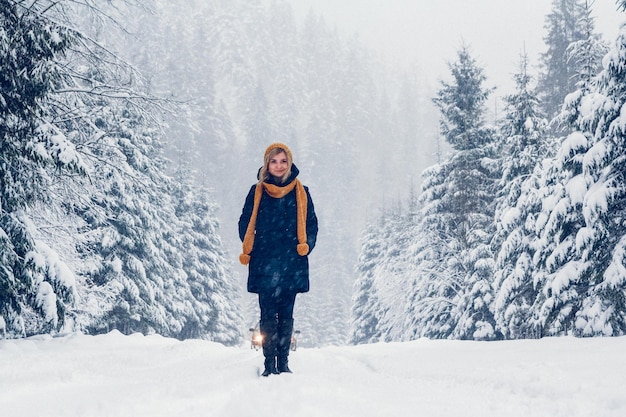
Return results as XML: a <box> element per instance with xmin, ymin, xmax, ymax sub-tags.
<box><xmin>239</xmin><ymin>143</ymin><xmax>318</xmax><ymax>377</ymax></box>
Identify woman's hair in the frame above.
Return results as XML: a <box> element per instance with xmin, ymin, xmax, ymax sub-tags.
<box><xmin>259</xmin><ymin>147</ymin><xmax>292</xmax><ymax>184</ymax></box>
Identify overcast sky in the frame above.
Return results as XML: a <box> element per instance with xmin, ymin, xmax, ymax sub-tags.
<box><xmin>289</xmin><ymin>0</ymin><xmax>624</xmax><ymax>96</ymax></box>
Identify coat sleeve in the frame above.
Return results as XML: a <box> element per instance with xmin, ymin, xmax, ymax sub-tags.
<box><xmin>238</xmin><ymin>185</ymin><xmax>257</xmax><ymax>242</ymax></box>
<box><xmin>305</xmin><ymin>186</ymin><xmax>318</xmax><ymax>253</ymax></box>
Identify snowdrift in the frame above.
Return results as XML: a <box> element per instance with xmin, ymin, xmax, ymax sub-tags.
<box><xmin>1</xmin><ymin>331</ymin><xmax>624</xmax><ymax>417</ymax></box>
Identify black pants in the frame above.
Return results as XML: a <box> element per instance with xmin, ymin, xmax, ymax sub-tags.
<box><xmin>258</xmin><ymin>287</ymin><xmax>297</xmax><ymax>322</ymax></box>
<box><xmin>258</xmin><ymin>287</ymin><xmax>296</xmax><ymax>365</ymax></box>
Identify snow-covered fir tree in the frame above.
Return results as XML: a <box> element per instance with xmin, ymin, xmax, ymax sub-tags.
<box><xmin>405</xmin><ymin>45</ymin><xmax>501</xmax><ymax>340</ymax></box>
<box><xmin>73</xmin><ymin>102</ymin><xmax>187</xmax><ymax>338</ymax></box>
<box><xmin>557</xmin><ymin>2</ymin><xmax>610</xmax><ymax>129</ymax></box>
<box><xmin>401</xmin><ymin>163</ymin><xmax>453</xmax><ymax>339</ymax></box>
<box><xmin>350</xmin><ymin>202</ymin><xmax>416</xmax><ymax>344</ymax></box>
<box><xmin>170</xmin><ymin>165</ymin><xmax>243</xmax><ymax>344</ymax></box>
<box><xmin>0</xmin><ymin>0</ymin><xmax>85</xmax><ymax>337</ymax></box>
<box><xmin>492</xmin><ymin>52</ymin><xmax>550</xmax><ymax>339</ymax></box>
<box><xmin>65</xmin><ymin>95</ymin><xmax>241</xmax><ymax>341</ymax></box>
<box><xmin>350</xmin><ymin>222</ymin><xmax>385</xmax><ymax>345</ymax></box>
<box><xmin>537</xmin><ymin>0</ymin><xmax>602</xmax><ymax>127</ymax></box>
<box><xmin>531</xmin><ymin>14</ymin><xmax>626</xmax><ymax>336</ymax></box>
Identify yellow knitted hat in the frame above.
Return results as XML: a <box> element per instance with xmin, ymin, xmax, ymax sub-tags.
<box><xmin>264</xmin><ymin>143</ymin><xmax>293</xmax><ymax>162</ymax></box>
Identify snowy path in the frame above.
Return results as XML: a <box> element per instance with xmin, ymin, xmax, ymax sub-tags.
<box><xmin>1</xmin><ymin>331</ymin><xmax>624</xmax><ymax>417</ymax></box>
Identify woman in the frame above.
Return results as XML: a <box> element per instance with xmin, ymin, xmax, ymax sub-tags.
<box><xmin>239</xmin><ymin>143</ymin><xmax>318</xmax><ymax>377</ymax></box>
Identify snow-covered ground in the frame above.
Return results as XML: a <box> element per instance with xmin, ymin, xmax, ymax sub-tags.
<box><xmin>1</xmin><ymin>331</ymin><xmax>624</xmax><ymax>417</ymax></box>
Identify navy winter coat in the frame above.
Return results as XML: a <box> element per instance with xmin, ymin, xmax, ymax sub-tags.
<box><xmin>238</xmin><ymin>165</ymin><xmax>318</xmax><ymax>294</ymax></box>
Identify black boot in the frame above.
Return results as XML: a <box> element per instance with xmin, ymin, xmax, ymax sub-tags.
<box><xmin>261</xmin><ymin>356</ymin><xmax>277</xmax><ymax>377</ymax></box>
<box><xmin>260</xmin><ymin>320</ymin><xmax>279</xmax><ymax>377</ymax></box>
<box><xmin>277</xmin><ymin>356</ymin><xmax>291</xmax><ymax>374</ymax></box>
<box><xmin>277</xmin><ymin>318</ymin><xmax>294</xmax><ymax>373</ymax></box>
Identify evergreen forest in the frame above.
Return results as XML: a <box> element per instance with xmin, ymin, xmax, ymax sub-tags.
<box><xmin>1</xmin><ymin>0</ymin><xmax>625</xmax><ymax>345</ymax></box>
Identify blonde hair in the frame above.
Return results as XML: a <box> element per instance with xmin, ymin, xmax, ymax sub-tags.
<box><xmin>259</xmin><ymin>147</ymin><xmax>292</xmax><ymax>184</ymax></box>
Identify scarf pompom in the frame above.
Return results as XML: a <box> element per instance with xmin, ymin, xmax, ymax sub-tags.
<box><xmin>239</xmin><ymin>253</ymin><xmax>251</xmax><ymax>265</ymax></box>
<box><xmin>297</xmin><ymin>243</ymin><xmax>309</xmax><ymax>256</ymax></box>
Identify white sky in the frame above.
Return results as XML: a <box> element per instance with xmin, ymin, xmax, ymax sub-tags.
<box><xmin>289</xmin><ymin>0</ymin><xmax>625</xmax><ymax>96</ymax></box>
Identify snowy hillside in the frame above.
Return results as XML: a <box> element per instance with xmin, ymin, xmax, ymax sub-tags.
<box><xmin>1</xmin><ymin>332</ymin><xmax>624</xmax><ymax>417</ymax></box>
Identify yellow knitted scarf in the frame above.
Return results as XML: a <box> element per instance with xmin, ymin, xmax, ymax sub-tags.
<box><xmin>239</xmin><ymin>179</ymin><xmax>309</xmax><ymax>265</ymax></box>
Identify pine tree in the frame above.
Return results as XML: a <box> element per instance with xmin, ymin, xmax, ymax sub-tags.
<box><xmin>0</xmin><ymin>0</ymin><xmax>84</xmax><ymax>336</ymax></box>
<box><xmin>403</xmin><ymin>164</ymin><xmax>452</xmax><ymax>339</ymax></box>
<box><xmin>409</xmin><ymin>45</ymin><xmax>500</xmax><ymax>340</ymax></box>
<box><xmin>351</xmin><ymin>203</ymin><xmax>418</xmax><ymax>344</ymax></box>
<box><xmin>350</xmin><ymin>222</ymin><xmax>385</xmax><ymax>344</ymax></box>
<box><xmin>537</xmin><ymin>0</ymin><xmax>601</xmax><ymax>127</ymax></box>
<box><xmin>537</xmin><ymin>17</ymin><xmax>626</xmax><ymax>336</ymax></box>
<box><xmin>69</xmin><ymin>94</ymin><xmax>239</xmax><ymax>341</ymax></box>
<box><xmin>492</xmin><ymin>52</ymin><xmax>549</xmax><ymax>338</ymax></box>
<box><xmin>170</xmin><ymin>165</ymin><xmax>243</xmax><ymax>344</ymax></box>
<box><xmin>557</xmin><ymin>1</ymin><xmax>609</xmax><ymax>129</ymax></box>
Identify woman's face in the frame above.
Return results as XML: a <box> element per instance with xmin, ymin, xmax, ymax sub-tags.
<box><xmin>268</xmin><ymin>151</ymin><xmax>289</xmax><ymax>179</ymax></box>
